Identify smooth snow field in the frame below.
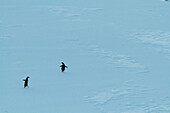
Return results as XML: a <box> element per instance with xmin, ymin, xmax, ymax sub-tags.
<box><xmin>0</xmin><ymin>0</ymin><xmax>170</xmax><ymax>113</ymax></box>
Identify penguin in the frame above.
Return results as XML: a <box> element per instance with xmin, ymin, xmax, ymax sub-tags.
<box><xmin>60</xmin><ymin>62</ymin><xmax>68</xmax><ymax>72</ymax></box>
<box><xmin>23</xmin><ymin>76</ymin><xmax>30</xmax><ymax>88</ymax></box>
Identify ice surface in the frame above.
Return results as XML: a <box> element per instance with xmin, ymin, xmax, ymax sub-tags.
<box><xmin>0</xmin><ymin>0</ymin><xmax>170</xmax><ymax>113</ymax></box>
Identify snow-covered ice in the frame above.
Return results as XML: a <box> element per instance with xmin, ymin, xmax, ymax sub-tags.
<box><xmin>0</xmin><ymin>0</ymin><xmax>170</xmax><ymax>113</ymax></box>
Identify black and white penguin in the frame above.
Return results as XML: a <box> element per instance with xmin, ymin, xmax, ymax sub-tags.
<box><xmin>23</xmin><ymin>76</ymin><xmax>30</xmax><ymax>88</ymax></box>
<box><xmin>60</xmin><ymin>62</ymin><xmax>68</xmax><ymax>72</ymax></box>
